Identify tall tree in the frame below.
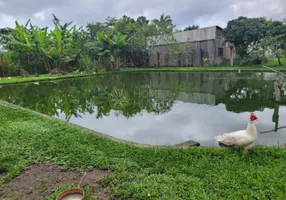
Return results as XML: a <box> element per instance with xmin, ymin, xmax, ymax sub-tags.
<box><xmin>253</xmin><ymin>19</ymin><xmax>286</xmax><ymax>65</ymax></box>
<box><xmin>136</xmin><ymin>16</ymin><xmax>149</xmax><ymax>25</ymax></box>
<box><xmin>224</xmin><ymin>16</ymin><xmax>267</xmax><ymax>58</ymax></box>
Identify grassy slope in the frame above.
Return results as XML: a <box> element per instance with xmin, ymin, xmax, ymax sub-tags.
<box><xmin>1</xmin><ymin>101</ymin><xmax>286</xmax><ymax>199</ymax></box>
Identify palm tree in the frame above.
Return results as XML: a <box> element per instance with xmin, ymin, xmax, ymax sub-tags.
<box><xmin>159</xmin><ymin>14</ymin><xmax>173</xmax><ymax>26</ymax></box>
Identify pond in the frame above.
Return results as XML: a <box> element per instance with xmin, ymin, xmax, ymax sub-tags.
<box><xmin>1</xmin><ymin>71</ymin><xmax>286</xmax><ymax>146</ymax></box>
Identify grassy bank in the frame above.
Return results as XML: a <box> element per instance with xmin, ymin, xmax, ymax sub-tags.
<box><xmin>121</xmin><ymin>65</ymin><xmax>286</xmax><ymax>72</ymax></box>
<box><xmin>1</xmin><ymin>101</ymin><xmax>286</xmax><ymax>199</ymax></box>
<box><xmin>0</xmin><ymin>72</ymin><xmax>93</xmax><ymax>85</ymax></box>
<box><xmin>1</xmin><ymin>63</ymin><xmax>286</xmax><ymax>85</ymax></box>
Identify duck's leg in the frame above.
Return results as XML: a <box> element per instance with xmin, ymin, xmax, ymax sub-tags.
<box><xmin>242</xmin><ymin>146</ymin><xmax>251</xmax><ymax>153</ymax></box>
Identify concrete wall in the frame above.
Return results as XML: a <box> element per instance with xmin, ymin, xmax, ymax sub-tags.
<box><xmin>149</xmin><ymin>38</ymin><xmax>228</xmax><ymax>67</ymax></box>
<box><xmin>148</xmin><ymin>26</ymin><xmax>231</xmax><ymax>67</ymax></box>
<box><xmin>147</xmin><ymin>26</ymin><xmax>219</xmax><ymax>46</ymax></box>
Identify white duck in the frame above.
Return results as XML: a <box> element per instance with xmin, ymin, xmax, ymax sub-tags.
<box><xmin>215</xmin><ymin>113</ymin><xmax>258</xmax><ymax>152</ymax></box>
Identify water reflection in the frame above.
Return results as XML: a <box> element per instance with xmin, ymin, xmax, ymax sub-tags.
<box><xmin>0</xmin><ymin>72</ymin><xmax>286</xmax><ymax>146</ymax></box>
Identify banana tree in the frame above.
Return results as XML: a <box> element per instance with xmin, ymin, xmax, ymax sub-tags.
<box><xmin>8</xmin><ymin>21</ymin><xmax>39</xmax><ymax>76</ymax></box>
<box><xmin>97</xmin><ymin>31</ymin><xmax>113</xmax><ymax>70</ymax></box>
<box><xmin>8</xmin><ymin>21</ymin><xmax>32</xmax><ymax>52</ymax></box>
<box><xmin>65</xmin><ymin>25</ymin><xmax>87</xmax><ymax>71</ymax></box>
<box><xmin>109</xmin><ymin>32</ymin><xmax>125</xmax><ymax>70</ymax></box>
<box><xmin>97</xmin><ymin>31</ymin><xmax>126</xmax><ymax>70</ymax></box>
<box><xmin>48</xmin><ymin>15</ymin><xmax>75</xmax><ymax>73</ymax></box>
<box><xmin>30</xmin><ymin>25</ymin><xmax>51</xmax><ymax>74</ymax></box>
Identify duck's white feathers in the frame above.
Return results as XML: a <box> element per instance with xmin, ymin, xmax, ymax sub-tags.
<box><xmin>215</xmin><ymin>121</ymin><xmax>257</xmax><ymax>147</ymax></box>
<box><xmin>215</xmin><ymin>130</ymin><xmax>254</xmax><ymax>147</ymax></box>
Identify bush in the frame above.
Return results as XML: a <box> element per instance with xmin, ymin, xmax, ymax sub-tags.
<box><xmin>79</xmin><ymin>54</ymin><xmax>102</xmax><ymax>73</ymax></box>
<box><xmin>0</xmin><ymin>60</ymin><xmax>23</xmax><ymax>77</ymax></box>
<box><xmin>239</xmin><ymin>56</ymin><xmax>264</xmax><ymax>66</ymax></box>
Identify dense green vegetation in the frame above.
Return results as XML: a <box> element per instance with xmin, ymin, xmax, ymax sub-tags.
<box><xmin>0</xmin><ymin>14</ymin><xmax>178</xmax><ymax>77</ymax></box>
<box><xmin>0</xmin><ymin>14</ymin><xmax>285</xmax><ymax>78</ymax></box>
<box><xmin>224</xmin><ymin>17</ymin><xmax>286</xmax><ymax>65</ymax></box>
<box><xmin>1</xmin><ymin>101</ymin><xmax>286</xmax><ymax>199</ymax></box>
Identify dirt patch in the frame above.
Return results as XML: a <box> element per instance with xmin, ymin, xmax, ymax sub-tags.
<box><xmin>0</xmin><ymin>163</ymin><xmax>111</xmax><ymax>200</ymax></box>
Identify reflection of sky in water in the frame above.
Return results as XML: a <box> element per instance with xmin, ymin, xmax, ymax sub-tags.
<box><xmin>56</xmin><ymin>101</ymin><xmax>286</xmax><ymax>146</ymax></box>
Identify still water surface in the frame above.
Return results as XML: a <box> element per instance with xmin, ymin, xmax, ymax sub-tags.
<box><xmin>1</xmin><ymin>71</ymin><xmax>286</xmax><ymax>146</ymax></box>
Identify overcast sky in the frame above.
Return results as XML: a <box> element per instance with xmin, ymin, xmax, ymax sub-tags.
<box><xmin>0</xmin><ymin>0</ymin><xmax>285</xmax><ymax>29</ymax></box>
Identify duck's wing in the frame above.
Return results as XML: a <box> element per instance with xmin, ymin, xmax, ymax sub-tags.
<box><xmin>215</xmin><ymin>130</ymin><xmax>247</xmax><ymax>146</ymax></box>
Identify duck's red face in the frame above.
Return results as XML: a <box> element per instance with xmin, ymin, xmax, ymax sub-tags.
<box><xmin>250</xmin><ymin>113</ymin><xmax>258</xmax><ymax>121</ymax></box>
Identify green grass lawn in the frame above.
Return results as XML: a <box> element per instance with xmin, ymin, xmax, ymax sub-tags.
<box><xmin>1</xmin><ymin>100</ymin><xmax>286</xmax><ymax>199</ymax></box>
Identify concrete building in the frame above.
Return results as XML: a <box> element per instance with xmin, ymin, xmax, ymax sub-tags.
<box><xmin>147</xmin><ymin>26</ymin><xmax>235</xmax><ymax>67</ymax></box>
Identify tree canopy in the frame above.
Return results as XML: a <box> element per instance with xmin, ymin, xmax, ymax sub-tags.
<box><xmin>184</xmin><ymin>25</ymin><xmax>199</xmax><ymax>31</ymax></box>
<box><xmin>224</xmin><ymin>16</ymin><xmax>286</xmax><ymax>65</ymax></box>
<box><xmin>0</xmin><ymin>13</ymin><xmax>180</xmax><ymax>76</ymax></box>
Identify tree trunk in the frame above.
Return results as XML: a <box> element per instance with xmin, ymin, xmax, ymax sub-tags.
<box><xmin>115</xmin><ymin>57</ymin><xmax>119</xmax><ymax>70</ymax></box>
<box><xmin>58</xmin><ymin>56</ymin><xmax>62</xmax><ymax>73</ymax></box>
<box><xmin>34</xmin><ymin>64</ymin><xmax>38</xmax><ymax>77</ymax></box>
<box><xmin>277</xmin><ymin>56</ymin><xmax>282</xmax><ymax>66</ymax></box>
<box><xmin>109</xmin><ymin>60</ymin><xmax>114</xmax><ymax>70</ymax></box>
<box><xmin>230</xmin><ymin>46</ymin><xmax>234</xmax><ymax>66</ymax></box>
<box><xmin>105</xmin><ymin>58</ymin><xmax>110</xmax><ymax>71</ymax></box>
<box><xmin>42</xmin><ymin>55</ymin><xmax>48</xmax><ymax>72</ymax></box>
<box><xmin>44</xmin><ymin>58</ymin><xmax>51</xmax><ymax>72</ymax></box>
<box><xmin>0</xmin><ymin>54</ymin><xmax>4</xmax><ymax>77</ymax></box>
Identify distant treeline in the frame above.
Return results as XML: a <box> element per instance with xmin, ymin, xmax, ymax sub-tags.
<box><xmin>0</xmin><ymin>14</ymin><xmax>285</xmax><ymax>77</ymax></box>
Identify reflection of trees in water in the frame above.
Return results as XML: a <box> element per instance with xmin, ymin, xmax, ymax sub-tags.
<box><xmin>0</xmin><ymin>74</ymin><xmax>177</xmax><ymax>120</ymax></box>
<box><xmin>261</xmin><ymin>74</ymin><xmax>286</xmax><ymax>134</ymax></box>
<box><xmin>221</xmin><ymin>79</ymin><xmax>277</xmax><ymax>113</ymax></box>
<box><xmin>0</xmin><ymin>72</ymin><xmax>285</xmax><ymax>122</ymax></box>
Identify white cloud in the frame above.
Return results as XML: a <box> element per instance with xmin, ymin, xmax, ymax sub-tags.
<box><xmin>0</xmin><ymin>13</ymin><xmax>16</xmax><ymax>28</ymax></box>
<box><xmin>33</xmin><ymin>11</ymin><xmax>45</xmax><ymax>21</ymax></box>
